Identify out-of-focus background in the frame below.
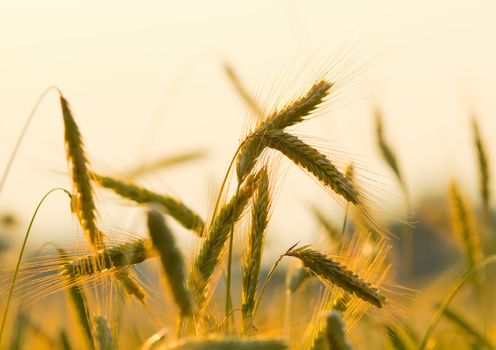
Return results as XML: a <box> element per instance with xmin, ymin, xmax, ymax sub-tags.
<box><xmin>1</xmin><ymin>0</ymin><xmax>495</xmax><ymax>260</ymax></box>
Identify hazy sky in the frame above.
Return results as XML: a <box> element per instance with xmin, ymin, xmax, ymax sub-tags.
<box><xmin>1</xmin><ymin>1</ymin><xmax>495</xmax><ymax>251</ymax></box>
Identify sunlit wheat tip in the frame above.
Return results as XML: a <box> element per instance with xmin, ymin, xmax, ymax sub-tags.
<box><xmin>236</xmin><ymin>80</ymin><xmax>332</xmax><ymax>182</ymax></box>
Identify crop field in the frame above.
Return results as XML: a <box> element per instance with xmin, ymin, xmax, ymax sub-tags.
<box><xmin>1</xmin><ymin>2</ymin><xmax>495</xmax><ymax>349</ymax></box>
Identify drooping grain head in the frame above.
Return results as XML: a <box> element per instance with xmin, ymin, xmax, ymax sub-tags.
<box><xmin>262</xmin><ymin>130</ymin><xmax>360</xmax><ymax>205</ymax></box>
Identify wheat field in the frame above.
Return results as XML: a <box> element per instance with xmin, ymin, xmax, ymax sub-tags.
<box><xmin>1</xmin><ymin>3</ymin><xmax>496</xmax><ymax>349</ymax></box>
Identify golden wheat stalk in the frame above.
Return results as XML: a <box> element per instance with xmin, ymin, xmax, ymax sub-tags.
<box><xmin>60</xmin><ymin>95</ymin><xmax>104</xmax><ymax>249</ymax></box>
<box><xmin>242</xmin><ymin>169</ymin><xmax>270</xmax><ymax>332</ymax></box>
<box><xmin>147</xmin><ymin>209</ymin><xmax>194</xmax><ymax>317</ymax></box>
<box><xmin>236</xmin><ymin>80</ymin><xmax>332</xmax><ymax>182</ymax></box>
<box><xmin>286</xmin><ymin>246</ymin><xmax>386</xmax><ymax>308</ymax></box>
<box><xmin>449</xmin><ymin>181</ymin><xmax>482</xmax><ymax>271</ymax></box>
<box><xmin>93</xmin><ymin>173</ymin><xmax>204</xmax><ymax>235</ymax></box>
<box><xmin>472</xmin><ymin>117</ymin><xmax>491</xmax><ymax>220</ymax></box>
<box><xmin>189</xmin><ymin>169</ymin><xmax>262</xmax><ymax>309</ymax></box>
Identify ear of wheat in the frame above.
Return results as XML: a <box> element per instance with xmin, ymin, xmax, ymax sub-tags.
<box><xmin>60</xmin><ymin>95</ymin><xmax>104</xmax><ymax>249</ymax></box>
<box><xmin>242</xmin><ymin>168</ymin><xmax>270</xmax><ymax>332</ymax></box>
<box><xmin>189</xmin><ymin>169</ymin><xmax>262</xmax><ymax>309</ymax></box>
<box><xmin>147</xmin><ymin>209</ymin><xmax>194</xmax><ymax>317</ymax></box>
<box><xmin>286</xmin><ymin>246</ymin><xmax>386</xmax><ymax>308</ymax></box>
<box><xmin>93</xmin><ymin>173</ymin><xmax>205</xmax><ymax>235</ymax></box>
<box><xmin>236</xmin><ymin>80</ymin><xmax>332</xmax><ymax>182</ymax></box>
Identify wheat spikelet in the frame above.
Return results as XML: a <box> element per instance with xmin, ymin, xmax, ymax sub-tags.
<box><xmin>286</xmin><ymin>246</ymin><xmax>385</xmax><ymax>308</ymax></box>
<box><xmin>165</xmin><ymin>337</ymin><xmax>287</xmax><ymax>350</ymax></box>
<box><xmin>61</xmin><ymin>239</ymin><xmax>151</xmax><ymax>278</ymax></box>
<box><xmin>472</xmin><ymin>117</ymin><xmax>491</xmax><ymax>219</ymax></box>
<box><xmin>324</xmin><ymin>311</ymin><xmax>352</xmax><ymax>350</ymax></box>
<box><xmin>93</xmin><ymin>173</ymin><xmax>204</xmax><ymax>235</ymax></box>
<box><xmin>449</xmin><ymin>181</ymin><xmax>481</xmax><ymax>271</ymax></box>
<box><xmin>60</xmin><ymin>95</ymin><xmax>103</xmax><ymax>249</ymax></box>
<box><xmin>262</xmin><ymin>130</ymin><xmax>359</xmax><ymax>204</ymax></box>
<box><xmin>242</xmin><ymin>169</ymin><xmax>270</xmax><ymax>332</ymax></box>
<box><xmin>189</xmin><ymin>170</ymin><xmax>262</xmax><ymax>309</ymax></box>
<box><xmin>236</xmin><ymin>80</ymin><xmax>332</xmax><ymax>182</ymax></box>
<box><xmin>147</xmin><ymin>209</ymin><xmax>194</xmax><ymax>317</ymax></box>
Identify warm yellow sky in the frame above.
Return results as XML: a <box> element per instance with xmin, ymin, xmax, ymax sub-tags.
<box><xmin>1</xmin><ymin>1</ymin><xmax>495</xmax><ymax>250</ymax></box>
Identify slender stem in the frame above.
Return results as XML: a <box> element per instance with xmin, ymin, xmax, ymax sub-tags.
<box><xmin>253</xmin><ymin>243</ymin><xmax>298</xmax><ymax>317</ymax></box>
<box><xmin>0</xmin><ymin>187</ymin><xmax>71</xmax><ymax>344</ymax></box>
<box><xmin>418</xmin><ymin>255</ymin><xmax>496</xmax><ymax>350</ymax></box>
<box><xmin>0</xmin><ymin>87</ymin><xmax>60</xmax><ymax>197</ymax></box>
<box><xmin>224</xmin><ymin>182</ymin><xmax>241</xmax><ymax>333</ymax></box>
